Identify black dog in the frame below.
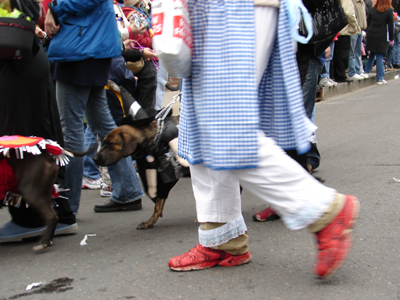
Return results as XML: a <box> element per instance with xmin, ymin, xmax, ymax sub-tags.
<box><xmin>93</xmin><ymin>116</ymin><xmax>189</xmax><ymax>229</ymax></box>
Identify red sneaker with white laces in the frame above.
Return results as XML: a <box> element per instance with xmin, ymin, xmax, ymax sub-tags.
<box><xmin>314</xmin><ymin>195</ymin><xmax>360</xmax><ymax>279</ymax></box>
<box><xmin>252</xmin><ymin>207</ymin><xmax>280</xmax><ymax>222</ymax></box>
<box><xmin>168</xmin><ymin>244</ymin><xmax>252</xmax><ymax>271</ymax></box>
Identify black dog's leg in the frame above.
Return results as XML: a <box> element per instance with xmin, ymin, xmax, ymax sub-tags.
<box><xmin>137</xmin><ymin>197</ymin><xmax>167</xmax><ymax>229</ymax></box>
<box><xmin>12</xmin><ymin>153</ymin><xmax>59</xmax><ymax>251</ymax></box>
<box><xmin>136</xmin><ymin>179</ymin><xmax>178</xmax><ymax>229</ymax></box>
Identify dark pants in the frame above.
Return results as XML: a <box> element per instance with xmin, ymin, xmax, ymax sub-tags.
<box><xmin>296</xmin><ymin>54</ymin><xmax>323</xmax><ymax>169</ymax></box>
<box><xmin>333</xmin><ymin>35</ymin><xmax>351</xmax><ymax>81</ymax></box>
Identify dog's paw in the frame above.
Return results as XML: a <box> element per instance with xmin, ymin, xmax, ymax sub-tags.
<box><xmin>136</xmin><ymin>222</ymin><xmax>154</xmax><ymax>230</ymax></box>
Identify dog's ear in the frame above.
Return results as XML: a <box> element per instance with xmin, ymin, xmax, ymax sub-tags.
<box><xmin>120</xmin><ymin>130</ymin><xmax>139</xmax><ymax>157</ymax></box>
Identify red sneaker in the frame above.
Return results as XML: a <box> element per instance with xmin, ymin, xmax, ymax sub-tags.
<box><xmin>252</xmin><ymin>207</ymin><xmax>280</xmax><ymax>222</ymax></box>
<box><xmin>314</xmin><ymin>195</ymin><xmax>360</xmax><ymax>279</ymax></box>
<box><xmin>168</xmin><ymin>244</ymin><xmax>252</xmax><ymax>271</ymax></box>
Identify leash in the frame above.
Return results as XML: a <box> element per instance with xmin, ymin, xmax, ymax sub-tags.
<box><xmin>151</xmin><ymin>92</ymin><xmax>181</xmax><ymax>150</ymax></box>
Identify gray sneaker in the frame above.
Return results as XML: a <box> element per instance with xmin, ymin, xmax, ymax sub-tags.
<box><xmin>328</xmin><ymin>78</ymin><xmax>338</xmax><ymax>86</ymax></box>
<box><xmin>319</xmin><ymin>77</ymin><xmax>333</xmax><ymax>87</ymax></box>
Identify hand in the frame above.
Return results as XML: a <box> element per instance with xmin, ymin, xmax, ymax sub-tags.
<box><xmin>123</xmin><ymin>39</ymin><xmax>137</xmax><ymax>50</ymax></box>
<box><xmin>35</xmin><ymin>26</ymin><xmax>47</xmax><ymax>39</ymax></box>
<box><xmin>129</xmin><ymin>23</ymin><xmax>146</xmax><ymax>35</ymax></box>
<box><xmin>142</xmin><ymin>48</ymin><xmax>158</xmax><ymax>60</ymax></box>
<box><xmin>389</xmin><ymin>40</ymin><xmax>394</xmax><ymax>46</ymax></box>
<box><xmin>44</xmin><ymin>9</ymin><xmax>60</xmax><ymax>39</ymax></box>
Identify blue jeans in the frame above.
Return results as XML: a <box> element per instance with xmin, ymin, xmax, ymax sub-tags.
<box><xmin>393</xmin><ymin>32</ymin><xmax>400</xmax><ymax>65</ymax></box>
<box><xmin>83</xmin><ymin>126</ymin><xmax>101</xmax><ymax>180</ymax></box>
<box><xmin>56</xmin><ymin>81</ymin><xmax>144</xmax><ymax>214</ymax></box>
<box><xmin>386</xmin><ymin>45</ymin><xmax>393</xmax><ymax>67</ymax></box>
<box><xmin>364</xmin><ymin>52</ymin><xmax>385</xmax><ymax>82</ymax></box>
<box><xmin>302</xmin><ymin>57</ymin><xmax>323</xmax><ymax>168</ymax></box>
<box><xmin>320</xmin><ymin>41</ymin><xmax>335</xmax><ymax>79</ymax></box>
<box><xmin>302</xmin><ymin>57</ymin><xmax>323</xmax><ymax>120</ymax></box>
<box><xmin>348</xmin><ymin>33</ymin><xmax>362</xmax><ymax>76</ymax></box>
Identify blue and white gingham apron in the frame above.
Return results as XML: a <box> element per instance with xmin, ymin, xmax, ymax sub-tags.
<box><xmin>178</xmin><ymin>0</ymin><xmax>311</xmax><ymax>171</ymax></box>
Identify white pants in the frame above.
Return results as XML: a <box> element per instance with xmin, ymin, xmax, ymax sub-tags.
<box><xmin>191</xmin><ymin>7</ymin><xmax>336</xmax><ymax>235</ymax></box>
<box><xmin>192</xmin><ymin>131</ymin><xmax>335</xmax><ymax>231</ymax></box>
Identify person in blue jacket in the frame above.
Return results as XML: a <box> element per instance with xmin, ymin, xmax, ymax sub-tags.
<box><xmin>44</xmin><ymin>0</ymin><xmax>144</xmax><ymax>214</ymax></box>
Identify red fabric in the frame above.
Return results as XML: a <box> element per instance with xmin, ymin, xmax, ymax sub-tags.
<box><xmin>132</xmin><ymin>31</ymin><xmax>152</xmax><ymax>48</ymax></box>
<box><xmin>0</xmin><ymin>159</ymin><xmax>18</xmax><ymax>201</ymax></box>
<box><xmin>46</xmin><ymin>144</ymin><xmax>62</xmax><ymax>156</ymax></box>
<box><xmin>41</xmin><ymin>0</ymin><xmax>52</xmax><ymax>13</ymax></box>
<box><xmin>333</xmin><ymin>33</ymin><xmax>340</xmax><ymax>41</ymax></box>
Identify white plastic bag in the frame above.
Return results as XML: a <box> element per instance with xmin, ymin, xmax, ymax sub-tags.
<box><xmin>152</xmin><ymin>0</ymin><xmax>192</xmax><ymax>78</ymax></box>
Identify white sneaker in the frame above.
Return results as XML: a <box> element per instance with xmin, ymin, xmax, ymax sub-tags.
<box><xmin>100</xmin><ymin>182</ymin><xmax>113</xmax><ymax>197</ymax></box>
<box><xmin>319</xmin><ymin>77</ymin><xmax>333</xmax><ymax>87</ymax></box>
<box><xmin>327</xmin><ymin>78</ymin><xmax>338</xmax><ymax>86</ymax></box>
<box><xmin>82</xmin><ymin>176</ymin><xmax>102</xmax><ymax>189</ymax></box>
<box><xmin>348</xmin><ymin>74</ymin><xmax>364</xmax><ymax>80</ymax></box>
<box><xmin>377</xmin><ymin>79</ymin><xmax>387</xmax><ymax>85</ymax></box>
<box><xmin>359</xmin><ymin>73</ymin><xmax>369</xmax><ymax>79</ymax></box>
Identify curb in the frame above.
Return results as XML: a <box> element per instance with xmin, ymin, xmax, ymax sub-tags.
<box><xmin>319</xmin><ymin>69</ymin><xmax>400</xmax><ymax>101</ymax></box>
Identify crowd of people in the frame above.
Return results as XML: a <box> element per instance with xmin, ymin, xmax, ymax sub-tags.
<box><xmin>1</xmin><ymin>0</ymin><xmax>396</xmax><ymax>280</ymax></box>
<box><xmin>318</xmin><ymin>0</ymin><xmax>396</xmax><ymax>87</ymax></box>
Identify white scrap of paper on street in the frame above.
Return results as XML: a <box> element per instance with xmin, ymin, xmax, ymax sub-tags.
<box><xmin>26</xmin><ymin>282</ymin><xmax>43</xmax><ymax>291</ymax></box>
<box><xmin>80</xmin><ymin>234</ymin><xmax>96</xmax><ymax>246</ymax></box>
<box><xmin>393</xmin><ymin>178</ymin><xmax>400</xmax><ymax>183</ymax></box>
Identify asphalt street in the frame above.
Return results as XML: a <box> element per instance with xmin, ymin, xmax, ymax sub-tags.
<box><xmin>1</xmin><ymin>81</ymin><xmax>400</xmax><ymax>300</ymax></box>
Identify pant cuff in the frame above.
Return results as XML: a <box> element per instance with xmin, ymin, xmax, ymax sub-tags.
<box><xmin>198</xmin><ymin>216</ymin><xmax>247</xmax><ymax>248</ymax></box>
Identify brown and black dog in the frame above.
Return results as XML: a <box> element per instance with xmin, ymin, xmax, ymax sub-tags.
<box><xmin>93</xmin><ymin>116</ymin><xmax>189</xmax><ymax>230</ymax></box>
<box><xmin>1</xmin><ymin>146</ymin><xmax>91</xmax><ymax>252</ymax></box>
<box><xmin>2</xmin><ymin>151</ymin><xmax>59</xmax><ymax>251</ymax></box>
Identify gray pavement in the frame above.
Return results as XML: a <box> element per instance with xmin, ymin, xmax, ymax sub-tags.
<box><xmin>1</xmin><ymin>79</ymin><xmax>400</xmax><ymax>300</ymax></box>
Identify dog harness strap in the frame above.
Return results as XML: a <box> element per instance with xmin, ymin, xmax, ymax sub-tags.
<box><xmin>152</xmin><ymin>93</ymin><xmax>182</xmax><ymax>152</ymax></box>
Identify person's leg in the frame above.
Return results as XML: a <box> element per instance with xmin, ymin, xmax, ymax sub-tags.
<box><xmin>56</xmin><ymin>81</ymin><xmax>90</xmax><ymax>214</ymax></box>
<box><xmin>82</xmin><ymin>126</ymin><xmax>102</xmax><ymax>189</ymax></box>
<box><xmin>232</xmin><ymin>131</ymin><xmax>359</xmax><ymax>279</ymax></box>
<box><xmin>168</xmin><ymin>163</ymin><xmax>252</xmax><ymax>271</ymax></box>
<box><xmin>348</xmin><ymin>34</ymin><xmax>357</xmax><ymax>77</ymax></box>
<box><xmin>364</xmin><ymin>52</ymin><xmax>376</xmax><ymax>74</ymax></box>
<box><xmin>320</xmin><ymin>41</ymin><xmax>338</xmax><ymax>86</ymax></box>
<box><xmin>354</xmin><ymin>33</ymin><xmax>363</xmax><ymax>75</ymax></box>
<box><xmin>155</xmin><ymin>61</ymin><xmax>168</xmax><ymax>110</ymax></box>
<box><xmin>301</xmin><ymin>57</ymin><xmax>322</xmax><ymax>170</ymax></box>
<box><xmin>84</xmin><ymin>87</ymin><xmax>144</xmax><ymax>212</ymax></box>
<box><xmin>333</xmin><ymin>36</ymin><xmax>351</xmax><ymax>82</ymax></box>
<box><xmin>326</xmin><ymin>41</ymin><xmax>335</xmax><ymax>75</ymax></box>
<box><xmin>386</xmin><ymin>45</ymin><xmax>393</xmax><ymax>68</ymax></box>
<box><xmin>302</xmin><ymin>57</ymin><xmax>321</xmax><ymax>120</ymax></box>
<box><xmin>394</xmin><ymin>32</ymin><xmax>400</xmax><ymax>67</ymax></box>
<box><xmin>376</xmin><ymin>53</ymin><xmax>385</xmax><ymax>82</ymax></box>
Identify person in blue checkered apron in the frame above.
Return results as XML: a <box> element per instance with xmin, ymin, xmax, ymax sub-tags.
<box><xmin>168</xmin><ymin>0</ymin><xmax>360</xmax><ymax>279</ymax></box>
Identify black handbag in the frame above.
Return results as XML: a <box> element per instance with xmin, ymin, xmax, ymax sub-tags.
<box><xmin>299</xmin><ymin>0</ymin><xmax>348</xmax><ymax>44</ymax></box>
<box><xmin>0</xmin><ymin>0</ymin><xmax>38</xmax><ymax>59</ymax></box>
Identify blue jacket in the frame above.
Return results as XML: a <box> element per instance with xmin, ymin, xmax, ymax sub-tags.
<box><xmin>47</xmin><ymin>0</ymin><xmax>121</xmax><ymax>62</ymax></box>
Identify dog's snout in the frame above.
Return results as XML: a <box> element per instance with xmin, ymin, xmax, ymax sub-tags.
<box><xmin>92</xmin><ymin>153</ymin><xmax>103</xmax><ymax>165</ymax></box>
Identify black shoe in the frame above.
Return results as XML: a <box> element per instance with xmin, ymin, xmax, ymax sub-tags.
<box><xmin>94</xmin><ymin>199</ymin><xmax>142</xmax><ymax>213</ymax></box>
